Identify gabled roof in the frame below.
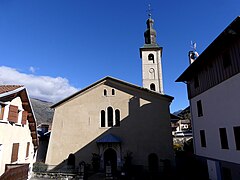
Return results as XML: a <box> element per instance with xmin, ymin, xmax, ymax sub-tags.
<box><xmin>51</xmin><ymin>76</ymin><xmax>174</xmax><ymax>108</ymax></box>
<box><xmin>176</xmin><ymin>16</ymin><xmax>240</xmax><ymax>82</ymax></box>
<box><xmin>0</xmin><ymin>85</ymin><xmax>38</xmax><ymax>150</ymax></box>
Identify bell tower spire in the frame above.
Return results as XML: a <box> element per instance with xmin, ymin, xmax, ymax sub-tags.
<box><xmin>140</xmin><ymin>6</ymin><xmax>164</xmax><ymax>94</ymax></box>
<box><xmin>144</xmin><ymin>4</ymin><xmax>157</xmax><ymax>45</ymax></box>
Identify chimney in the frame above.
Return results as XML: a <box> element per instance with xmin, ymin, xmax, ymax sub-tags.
<box><xmin>188</xmin><ymin>51</ymin><xmax>199</xmax><ymax>64</ymax></box>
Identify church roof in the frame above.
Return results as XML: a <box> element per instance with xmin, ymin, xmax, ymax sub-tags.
<box><xmin>51</xmin><ymin>76</ymin><xmax>173</xmax><ymax>108</ymax></box>
<box><xmin>96</xmin><ymin>134</ymin><xmax>121</xmax><ymax>143</ymax></box>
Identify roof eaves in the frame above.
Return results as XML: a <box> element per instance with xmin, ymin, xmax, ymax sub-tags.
<box><xmin>105</xmin><ymin>76</ymin><xmax>174</xmax><ymax>101</ymax></box>
<box><xmin>51</xmin><ymin>76</ymin><xmax>110</xmax><ymax>108</ymax></box>
<box><xmin>0</xmin><ymin>87</ymin><xmax>25</xmax><ymax>98</ymax></box>
<box><xmin>51</xmin><ymin>76</ymin><xmax>174</xmax><ymax>108</ymax></box>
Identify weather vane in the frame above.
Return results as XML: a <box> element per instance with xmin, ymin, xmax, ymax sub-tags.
<box><xmin>147</xmin><ymin>4</ymin><xmax>152</xmax><ymax>18</ymax></box>
<box><xmin>191</xmin><ymin>41</ymin><xmax>197</xmax><ymax>52</ymax></box>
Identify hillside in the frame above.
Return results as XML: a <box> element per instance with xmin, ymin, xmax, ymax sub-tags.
<box><xmin>30</xmin><ymin>98</ymin><xmax>54</xmax><ymax>125</ymax></box>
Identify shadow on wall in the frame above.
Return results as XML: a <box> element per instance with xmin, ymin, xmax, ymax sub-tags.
<box><xmin>47</xmin><ymin>82</ymin><xmax>173</xmax><ymax>174</ymax></box>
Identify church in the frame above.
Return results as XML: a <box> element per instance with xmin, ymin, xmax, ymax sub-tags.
<box><xmin>45</xmin><ymin>15</ymin><xmax>174</xmax><ymax>173</ymax></box>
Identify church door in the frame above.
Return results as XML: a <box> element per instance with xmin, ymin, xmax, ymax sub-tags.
<box><xmin>104</xmin><ymin>148</ymin><xmax>117</xmax><ymax>173</ymax></box>
<box><xmin>148</xmin><ymin>153</ymin><xmax>159</xmax><ymax>172</ymax></box>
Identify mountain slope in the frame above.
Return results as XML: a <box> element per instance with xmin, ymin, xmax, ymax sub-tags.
<box><xmin>30</xmin><ymin>98</ymin><xmax>54</xmax><ymax>125</ymax></box>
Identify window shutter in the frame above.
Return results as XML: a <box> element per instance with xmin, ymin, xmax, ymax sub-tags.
<box><xmin>11</xmin><ymin>143</ymin><xmax>19</xmax><ymax>163</ymax></box>
<box><xmin>22</xmin><ymin>111</ymin><xmax>28</xmax><ymax>125</ymax></box>
<box><xmin>0</xmin><ymin>105</ymin><xmax>4</xmax><ymax>120</ymax></box>
<box><xmin>26</xmin><ymin>142</ymin><xmax>30</xmax><ymax>158</ymax></box>
<box><xmin>8</xmin><ymin>105</ymin><xmax>18</xmax><ymax>123</ymax></box>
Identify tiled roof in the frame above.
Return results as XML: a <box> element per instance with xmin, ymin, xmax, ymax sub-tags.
<box><xmin>0</xmin><ymin>85</ymin><xmax>23</xmax><ymax>94</ymax></box>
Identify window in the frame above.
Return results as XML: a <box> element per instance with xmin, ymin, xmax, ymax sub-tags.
<box><xmin>0</xmin><ymin>104</ymin><xmax>4</xmax><ymax>119</ymax></box>
<box><xmin>194</xmin><ymin>75</ymin><xmax>199</xmax><ymax>88</ymax></box>
<box><xmin>112</xmin><ymin>89</ymin><xmax>115</xmax><ymax>95</ymax></box>
<box><xmin>107</xmin><ymin>107</ymin><xmax>113</xmax><ymax>127</ymax></box>
<box><xmin>222</xmin><ymin>50</ymin><xmax>231</xmax><ymax>68</ymax></box>
<box><xmin>67</xmin><ymin>153</ymin><xmax>75</xmax><ymax>167</ymax></box>
<box><xmin>148</xmin><ymin>53</ymin><xmax>154</xmax><ymax>63</ymax></box>
<box><xmin>150</xmin><ymin>83</ymin><xmax>156</xmax><ymax>91</ymax></box>
<box><xmin>200</xmin><ymin>130</ymin><xmax>206</xmax><ymax>147</ymax></box>
<box><xmin>11</xmin><ymin>143</ymin><xmax>19</xmax><ymax>163</ymax></box>
<box><xmin>219</xmin><ymin>128</ymin><xmax>229</xmax><ymax>149</ymax></box>
<box><xmin>233</xmin><ymin>126</ymin><xmax>240</xmax><ymax>150</ymax></box>
<box><xmin>115</xmin><ymin>109</ymin><xmax>120</xmax><ymax>127</ymax></box>
<box><xmin>197</xmin><ymin>100</ymin><xmax>203</xmax><ymax>117</ymax></box>
<box><xmin>101</xmin><ymin>110</ymin><xmax>105</xmax><ymax>127</ymax></box>
<box><xmin>104</xmin><ymin>89</ymin><xmax>107</xmax><ymax>96</ymax></box>
<box><xmin>26</xmin><ymin>142</ymin><xmax>30</xmax><ymax>158</ymax></box>
<box><xmin>101</xmin><ymin>107</ymin><xmax>121</xmax><ymax>128</ymax></box>
<box><xmin>8</xmin><ymin>105</ymin><xmax>18</xmax><ymax>123</ymax></box>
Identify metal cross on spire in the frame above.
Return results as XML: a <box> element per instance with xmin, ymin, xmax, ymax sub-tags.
<box><xmin>147</xmin><ymin>4</ymin><xmax>152</xmax><ymax>19</ymax></box>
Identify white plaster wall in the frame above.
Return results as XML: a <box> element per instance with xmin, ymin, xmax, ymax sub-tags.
<box><xmin>191</xmin><ymin>73</ymin><xmax>240</xmax><ymax>164</ymax></box>
<box><xmin>0</xmin><ymin>97</ymin><xmax>35</xmax><ymax>175</ymax></box>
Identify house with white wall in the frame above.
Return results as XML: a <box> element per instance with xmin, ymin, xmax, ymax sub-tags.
<box><xmin>176</xmin><ymin>16</ymin><xmax>240</xmax><ymax>180</ymax></box>
<box><xmin>0</xmin><ymin>85</ymin><xmax>38</xmax><ymax>178</ymax></box>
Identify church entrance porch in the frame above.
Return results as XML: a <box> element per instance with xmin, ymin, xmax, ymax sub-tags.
<box><xmin>96</xmin><ymin>134</ymin><xmax>122</xmax><ymax>171</ymax></box>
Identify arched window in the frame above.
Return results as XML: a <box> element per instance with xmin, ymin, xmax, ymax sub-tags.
<box><xmin>112</xmin><ymin>89</ymin><xmax>115</xmax><ymax>95</ymax></box>
<box><xmin>107</xmin><ymin>107</ymin><xmax>113</xmax><ymax>127</ymax></box>
<box><xmin>148</xmin><ymin>54</ymin><xmax>154</xmax><ymax>63</ymax></box>
<box><xmin>115</xmin><ymin>109</ymin><xmax>120</xmax><ymax>127</ymax></box>
<box><xmin>150</xmin><ymin>83</ymin><xmax>156</xmax><ymax>91</ymax></box>
<box><xmin>101</xmin><ymin>110</ymin><xmax>105</xmax><ymax>127</ymax></box>
<box><xmin>104</xmin><ymin>89</ymin><xmax>107</xmax><ymax>96</ymax></box>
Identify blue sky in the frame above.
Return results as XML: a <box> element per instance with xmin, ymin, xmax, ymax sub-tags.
<box><xmin>0</xmin><ymin>0</ymin><xmax>239</xmax><ymax>112</ymax></box>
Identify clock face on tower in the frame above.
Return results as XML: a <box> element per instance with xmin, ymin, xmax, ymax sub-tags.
<box><xmin>149</xmin><ymin>68</ymin><xmax>154</xmax><ymax>73</ymax></box>
<box><xmin>149</xmin><ymin>68</ymin><xmax>155</xmax><ymax>79</ymax></box>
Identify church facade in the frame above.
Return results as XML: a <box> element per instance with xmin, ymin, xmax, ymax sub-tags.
<box><xmin>46</xmin><ymin>16</ymin><xmax>174</xmax><ymax>172</ymax></box>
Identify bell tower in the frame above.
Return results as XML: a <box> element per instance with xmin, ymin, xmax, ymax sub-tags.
<box><xmin>140</xmin><ymin>11</ymin><xmax>164</xmax><ymax>94</ymax></box>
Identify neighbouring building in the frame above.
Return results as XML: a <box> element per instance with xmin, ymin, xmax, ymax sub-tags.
<box><xmin>176</xmin><ymin>16</ymin><xmax>240</xmax><ymax>180</ymax></box>
<box><xmin>171</xmin><ymin>107</ymin><xmax>192</xmax><ymax>136</ymax></box>
<box><xmin>46</xmin><ymin>15</ymin><xmax>174</xmax><ymax>173</ymax></box>
<box><xmin>36</xmin><ymin>124</ymin><xmax>51</xmax><ymax>163</ymax></box>
<box><xmin>171</xmin><ymin>113</ymin><xmax>181</xmax><ymax>134</ymax></box>
<box><xmin>0</xmin><ymin>85</ymin><xmax>38</xmax><ymax>178</ymax></box>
